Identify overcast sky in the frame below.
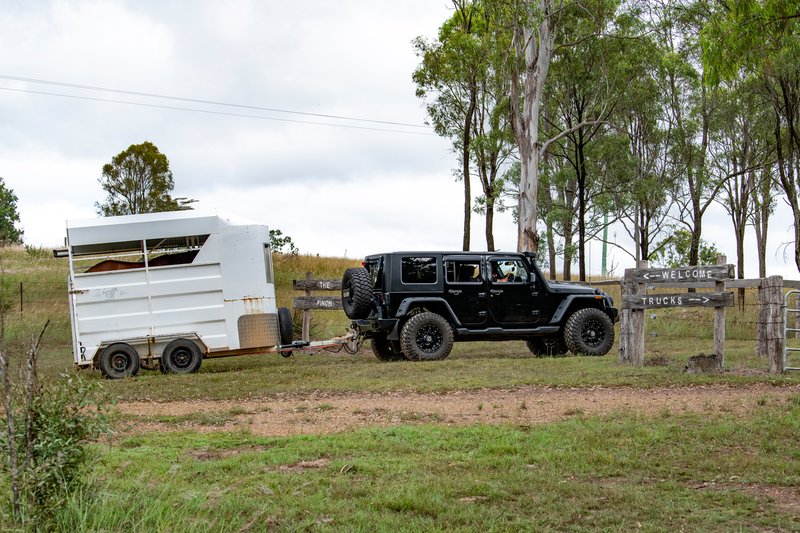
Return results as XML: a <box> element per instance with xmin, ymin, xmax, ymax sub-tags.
<box><xmin>1</xmin><ymin>0</ymin><xmax>797</xmax><ymax>279</ymax></box>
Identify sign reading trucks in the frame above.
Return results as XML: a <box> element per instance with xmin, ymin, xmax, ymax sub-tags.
<box><xmin>622</xmin><ymin>291</ymin><xmax>734</xmax><ymax>310</ymax></box>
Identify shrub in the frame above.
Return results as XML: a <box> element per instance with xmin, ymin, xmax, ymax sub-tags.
<box><xmin>0</xmin><ymin>325</ymin><xmax>109</xmax><ymax>527</ymax></box>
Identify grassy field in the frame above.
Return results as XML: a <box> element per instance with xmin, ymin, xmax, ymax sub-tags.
<box><xmin>1</xmin><ymin>246</ymin><xmax>800</xmax><ymax>531</ymax></box>
<box><xmin>14</xmin><ymin>404</ymin><xmax>800</xmax><ymax>532</ymax></box>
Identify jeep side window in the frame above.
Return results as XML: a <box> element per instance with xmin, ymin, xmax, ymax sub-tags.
<box><xmin>401</xmin><ymin>256</ymin><xmax>437</xmax><ymax>284</ymax></box>
<box><xmin>490</xmin><ymin>259</ymin><xmax>527</xmax><ymax>284</ymax></box>
<box><xmin>445</xmin><ymin>260</ymin><xmax>482</xmax><ymax>284</ymax></box>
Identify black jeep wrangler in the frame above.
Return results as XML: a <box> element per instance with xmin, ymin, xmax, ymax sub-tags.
<box><xmin>341</xmin><ymin>251</ymin><xmax>618</xmax><ymax>361</ymax></box>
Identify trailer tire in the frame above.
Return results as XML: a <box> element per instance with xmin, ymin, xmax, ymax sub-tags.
<box><xmin>278</xmin><ymin>307</ymin><xmax>294</xmax><ymax>345</ymax></box>
<box><xmin>98</xmin><ymin>343</ymin><xmax>140</xmax><ymax>379</ymax></box>
<box><xmin>341</xmin><ymin>267</ymin><xmax>373</xmax><ymax>319</ymax></box>
<box><xmin>161</xmin><ymin>338</ymin><xmax>203</xmax><ymax>374</ymax></box>
<box><xmin>278</xmin><ymin>307</ymin><xmax>294</xmax><ymax>357</ymax></box>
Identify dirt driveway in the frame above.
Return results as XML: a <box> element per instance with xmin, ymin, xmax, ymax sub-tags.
<box><xmin>115</xmin><ymin>383</ymin><xmax>800</xmax><ymax>437</ymax></box>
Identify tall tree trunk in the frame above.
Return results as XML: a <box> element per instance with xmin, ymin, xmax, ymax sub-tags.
<box><xmin>461</xmin><ymin>86</ymin><xmax>477</xmax><ymax>251</ymax></box>
<box><xmin>485</xmin><ymin>202</ymin><xmax>495</xmax><ymax>251</ymax></box>
<box><xmin>510</xmin><ymin>0</ymin><xmax>555</xmax><ymax>254</ymax></box>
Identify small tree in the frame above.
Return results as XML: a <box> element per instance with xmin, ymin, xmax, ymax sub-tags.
<box><xmin>0</xmin><ymin>178</ymin><xmax>23</xmax><ymax>245</ymax></box>
<box><xmin>654</xmin><ymin>229</ymin><xmax>720</xmax><ymax>268</ymax></box>
<box><xmin>269</xmin><ymin>229</ymin><xmax>298</xmax><ymax>255</ymax></box>
<box><xmin>96</xmin><ymin>141</ymin><xmax>195</xmax><ymax>216</ymax></box>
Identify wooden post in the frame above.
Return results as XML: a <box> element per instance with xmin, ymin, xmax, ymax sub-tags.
<box><xmin>619</xmin><ymin>260</ymin><xmax>647</xmax><ymax>366</ymax></box>
<box><xmin>302</xmin><ymin>272</ymin><xmax>312</xmax><ymax>342</ymax></box>
<box><xmin>713</xmin><ymin>255</ymin><xmax>726</xmax><ymax>364</ymax></box>
<box><xmin>19</xmin><ymin>282</ymin><xmax>23</xmax><ymax>314</ymax></box>
<box><xmin>764</xmin><ymin>275</ymin><xmax>784</xmax><ymax>373</ymax></box>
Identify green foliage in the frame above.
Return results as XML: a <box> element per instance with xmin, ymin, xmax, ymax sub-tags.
<box><xmin>0</xmin><ymin>369</ymin><xmax>109</xmax><ymax>526</ymax></box>
<box><xmin>0</xmin><ymin>178</ymin><xmax>23</xmax><ymax>245</ymax></box>
<box><xmin>269</xmin><ymin>229</ymin><xmax>298</xmax><ymax>255</ymax></box>
<box><xmin>654</xmin><ymin>229</ymin><xmax>720</xmax><ymax>267</ymax></box>
<box><xmin>96</xmin><ymin>141</ymin><xmax>196</xmax><ymax>216</ymax></box>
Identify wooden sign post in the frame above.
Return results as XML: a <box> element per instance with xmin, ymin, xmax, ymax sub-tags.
<box><xmin>619</xmin><ymin>256</ymin><xmax>734</xmax><ymax>366</ymax></box>
<box><xmin>292</xmin><ymin>273</ymin><xmax>342</xmax><ymax>342</ymax></box>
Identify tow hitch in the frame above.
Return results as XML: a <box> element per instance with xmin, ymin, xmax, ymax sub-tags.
<box><xmin>276</xmin><ymin>325</ymin><xmax>363</xmax><ymax>356</ymax></box>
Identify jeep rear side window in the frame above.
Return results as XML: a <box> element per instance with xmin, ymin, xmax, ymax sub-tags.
<box><xmin>445</xmin><ymin>260</ymin><xmax>482</xmax><ymax>284</ymax></box>
<box><xmin>402</xmin><ymin>257</ymin><xmax>437</xmax><ymax>284</ymax></box>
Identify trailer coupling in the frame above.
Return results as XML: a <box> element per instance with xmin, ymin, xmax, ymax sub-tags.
<box><xmin>276</xmin><ymin>325</ymin><xmax>363</xmax><ymax>356</ymax></box>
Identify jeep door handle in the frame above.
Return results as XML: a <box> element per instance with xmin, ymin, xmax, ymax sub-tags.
<box><xmin>490</xmin><ymin>289</ymin><xmax>503</xmax><ymax>296</ymax></box>
<box><xmin>448</xmin><ymin>289</ymin><xmax>462</xmax><ymax>296</ymax></box>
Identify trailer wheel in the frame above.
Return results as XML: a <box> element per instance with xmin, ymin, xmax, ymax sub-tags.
<box><xmin>161</xmin><ymin>338</ymin><xmax>203</xmax><ymax>374</ymax></box>
<box><xmin>278</xmin><ymin>307</ymin><xmax>294</xmax><ymax>357</ymax></box>
<box><xmin>278</xmin><ymin>307</ymin><xmax>293</xmax><ymax>344</ymax></box>
<box><xmin>341</xmin><ymin>267</ymin><xmax>373</xmax><ymax>319</ymax></box>
<box><xmin>98</xmin><ymin>343</ymin><xmax>140</xmax><ymax>379</ymax></box>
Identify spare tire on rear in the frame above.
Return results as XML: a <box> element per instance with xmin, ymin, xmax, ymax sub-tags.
<box><xmin>341</xmin><ymin>267</ymin><xmax>373</xmax><ymax>319</ymax></box>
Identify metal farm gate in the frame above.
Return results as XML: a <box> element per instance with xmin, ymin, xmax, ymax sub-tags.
<box><xmin>784</xmin><ymin>290</ymin><xmax>800</xmax><ymax>371</ymax></box>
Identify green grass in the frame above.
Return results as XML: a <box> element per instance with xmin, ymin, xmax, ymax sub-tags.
<box><xmin>43</xmin><ymin>337</ymin><xmax>793</xmax><ymax>402</ymax></box>
<box><xmin>7</xmin><ymin>401</ymin><xmax>797</xmax><ymax>532</ymax></box>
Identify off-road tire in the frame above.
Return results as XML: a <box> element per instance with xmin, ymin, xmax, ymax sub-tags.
<box><xmin>370</xmin><ymin>337</ymin><xmax>405</xmax><ymax>362</ymax></box>
<box><xmin>342</xmin><ymin>267</ymin><xmax>373</xmax><ymax>319</ymax></box>
<box><xmin>526</xmin><ymin>336</ymin><xmax>568</xmax><ymax>357</ymax></box>
<box><xmin>564</xmin><ymin>308</ymin><xmax>614</xmax><ymax>356</ymax></box>
<box><xmin>98</xmin><ymin>343</ymin><xmax>140</xmax><ymax>379</ymax></box>
<box><xmin>161</xmin><ymin>338</ymin><xmax>203</xmax><ymax>374</ymax></box>
<box><xmin>400</xmin><ymin>312</ymin><xmax>454</xmax><ymax>361</ymax></box>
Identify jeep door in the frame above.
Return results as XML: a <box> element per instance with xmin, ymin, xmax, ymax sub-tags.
<box><xmin>487</xmin><ymin>257</ymin><xmax>540</xmax><ymax>325</ymax></box>
<box><xmin>443</xmin><ymin>255</ymin><xmax>487</xmax><ymax>326</ymax></box>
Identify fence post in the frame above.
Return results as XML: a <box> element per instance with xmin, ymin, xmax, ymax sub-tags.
<box><xmin>713</xmin><ymin>255</ymin><xmax>726</xmax><ymax>363</ymax></box>
<box><xmin>756</xmin><ymin>275</ymin><xmax>784</xmax><ymax>371</ymax></box>
<box><xmin>619</xmin><ymin>260</ymin><xmax>647</xmax><ymax>366</ymax></box>
<box><xmin>302</xmin><ymin>272</ymin><xmax>312</xmax><ymax>342</ymax></box>
<box><xmin>19</xmin><ymin>282</ymin><xmax>23</xmax><ymax>314</ymax></box>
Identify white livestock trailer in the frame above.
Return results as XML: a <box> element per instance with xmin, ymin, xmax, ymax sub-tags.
<box><xmin>66</xmin><ymin>210</ymin><xmax>296</xmax><ymax>378</ymax></box>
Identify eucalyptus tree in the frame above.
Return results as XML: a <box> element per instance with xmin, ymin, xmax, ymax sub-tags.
<box><xmin>703</xmin><ymin>0</ymin><xmax>800</xmax><ymax>272</ymax></box>
<box><xmin>651</xmin><ymin>0</ymin><xmax>720</xmax><ymax>267</ymax></box>
<box><xmin>413</xmin><ymin>2</ymin><xmax>479</xmax><ymax>250</ymax></box>
<box><xmin>540</xmin><ymin>0</ymin><xmax>637</xmax><ymax>280</ymax></box>
<box><xmin>710</xmin><ymin>76</ymin><xmax>775</xmax><ymax>282</ymax></box>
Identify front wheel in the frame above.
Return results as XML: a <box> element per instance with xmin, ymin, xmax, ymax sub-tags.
<box><xmin>161</xmin><ymin>338</ymin><xmax>203</xmax><ymax>374</ymax></box>
<box><xmin>98</xmin><ymin>343</ymin><xmax>140</xmax><ymax>379</ymax></box>
<box><xmin>400</xmin><ymin>312</ymin><xmax>454</xmax><ymax>361</ymax></box>
<box><xmin>564</xmin><ymin>308</ymin><xmax>614</xmax><ymax>356</ymax></box>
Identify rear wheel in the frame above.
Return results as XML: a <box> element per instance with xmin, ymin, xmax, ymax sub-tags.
<box><xmin>526</xmin><ymin>336</ymin><xmax>568</xmax><ymax>357</ymax></box>
<box><xmin>341</xmin><ymin>267</ymin><xmax>373</xmax><ymax>319</ymax></box>
<box><xmin>400</xmin><ymin>312</ymin><xmax>454</xmax><ymax>361</ymax></box>
<box><xmin>564</xmin><ymin>308</ymin><xmax>614</xmax><ymax>356</ymax></box>
<box><xmin>98</xmin><ymin>343</ymin><xmax>140</xmax><ymax>379</ymax></box>
<box><xmin>370</xmin><ymin>337</ymin><xmax>405</xmax><ymax>362</ymax></box>
<box><xmin>161</xmin><ymin>338</ymin><xmax>203</xmax><ymax>374</ymax></box>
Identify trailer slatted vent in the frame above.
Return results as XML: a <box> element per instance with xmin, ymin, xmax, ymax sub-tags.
<box><xmin>237</xmin><ymin>313</ymin><xmax>280</xmax><ymax>349</ymax></box>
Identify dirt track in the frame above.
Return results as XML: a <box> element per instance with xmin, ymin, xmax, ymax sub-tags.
<box><xmin>115</xmin><ymin>383</ymin><xmax>800</xmax><ymax>437</ymax></box>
